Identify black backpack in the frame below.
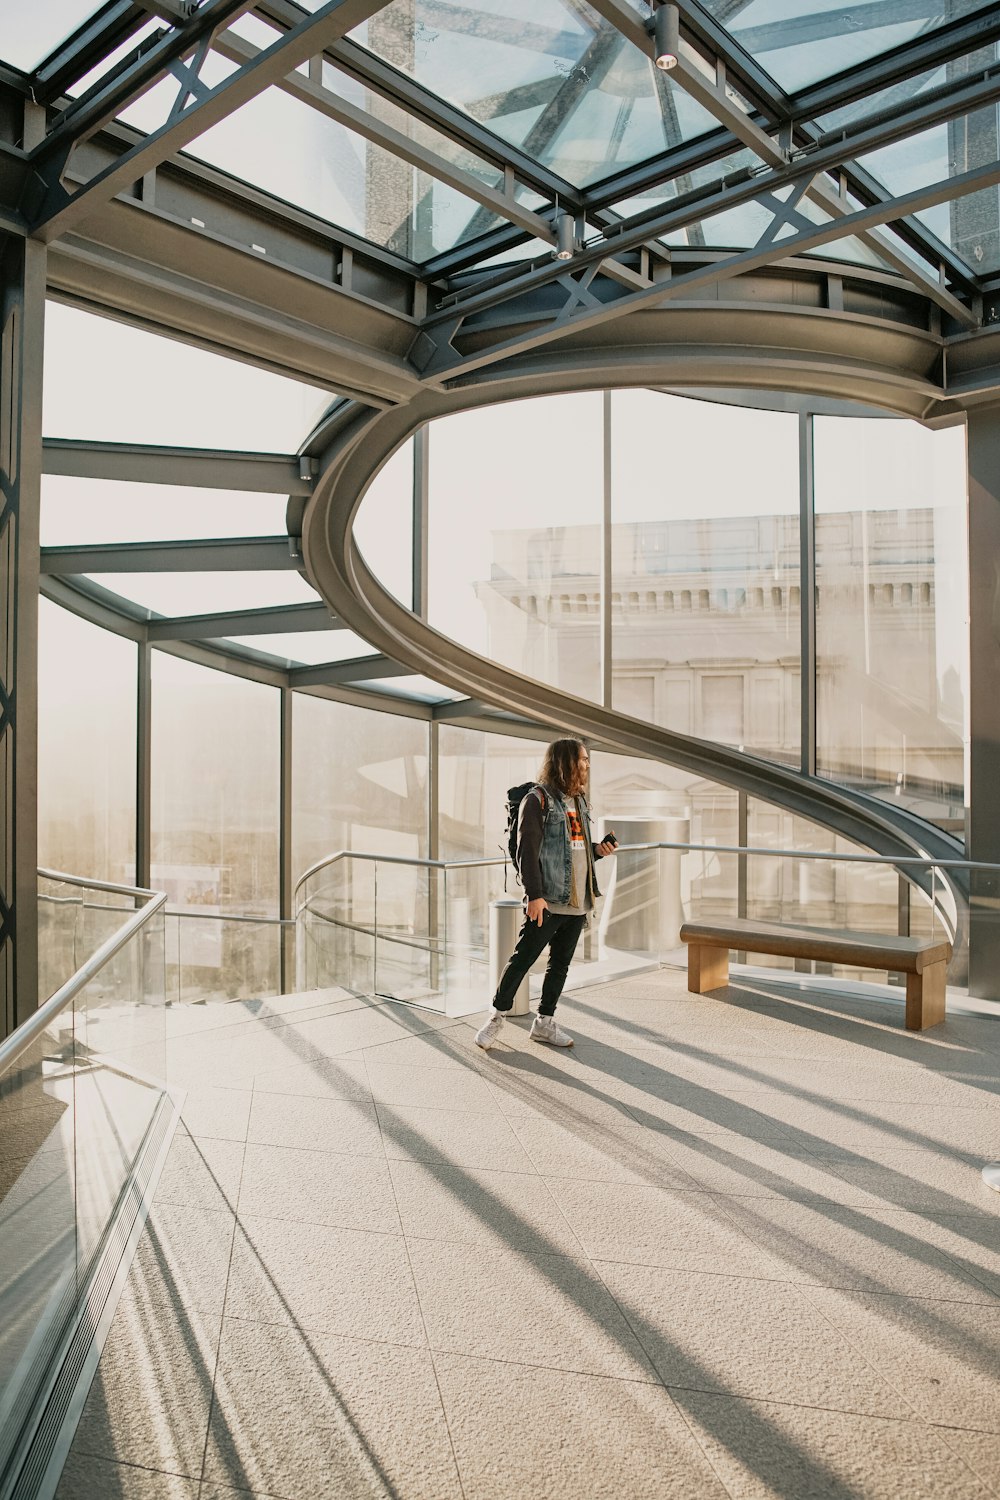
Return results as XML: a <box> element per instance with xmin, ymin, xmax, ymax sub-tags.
<box><xmin>503</xmin><ymin>782</ymin><xmax>550</xmax><ymax>883</ymax></box>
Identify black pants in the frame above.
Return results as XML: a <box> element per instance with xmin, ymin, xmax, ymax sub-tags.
<box><xmin>492</xmin><ymin>910</ymin><xmax>587</xmax><ymax>1017</ymax></box>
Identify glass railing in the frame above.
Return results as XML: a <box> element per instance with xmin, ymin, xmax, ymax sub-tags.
<box><xmin>0</xmin><ymin>873</ymin><xmax>169</xmax><ymax>1497</ymax></box>
<box><xmin>294</xmin><ymin>841</ymin><xmax>991</xmax><ymax>1017</ymax></box>
<box><xmin>165</xmin><ymin>909</ymin><xmax>291</xmax><ymax>1003</ymax></box>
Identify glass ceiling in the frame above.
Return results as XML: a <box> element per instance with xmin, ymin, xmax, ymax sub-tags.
<box><xmin>347</xmin><ymin>0</ymin><xmax>722</xmax><ymax>188</ymax></box>
<box><xmin>698</xmin><ymin>0</ymin><xmax>992</xmax><ymax>95</ymax></box>
<box><xmin>10</xmin><ymin>0</ymin><xmax>1000</xmax><ymax>712</ymax></box>
<box><xmin>6</xmin><ymin>0</ymin><xmax>998</xmax><ymax>275</ymax></box>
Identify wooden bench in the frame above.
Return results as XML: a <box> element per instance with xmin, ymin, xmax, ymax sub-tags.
<box><xmin>679</xmin><ymin>918</ymin><xmax>953</xmax><ymax>1031</ymax></box>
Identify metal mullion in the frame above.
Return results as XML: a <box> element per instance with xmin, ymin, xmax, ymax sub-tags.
<box><xmin>251</xmin><ymin>1</ymin><xmax>584</xmax><ymax>207</ymax></box>
<box><xmin>790</xmin><ymin>6</ymin><xmax>1000</xmax><ymax>124</ymax></box>
<box><xmin>40</xmin><ymin>0</ymin><xmax>257</xmax><ymax>149</ymax></box>
<box><xmin>602</xmin><ymin>390</ymin><xmax>613</xmax><ymax>710</ymax></box>
<box><xmin>213</xmin><ymin>29</ymin><xmax>555</xmax><ymax>243</ymax></box>
<box><xmin>676</xmin><ymin>0</ymin><xmax>793</xmax><ymax>120</ymax></box>
<box><xmin>799</xmin><ymin>411</ymin><xmax>816</xmax><ymax>780</ymax></box>
<box><xmin>136</xmin><ymin>638</ymin><xmax>152</xmax><ymax>889</ymax></box>
<box><xmin>279</xmin><ymin>684</ymin><xmax>293</xmax><ymax>992</ymax></box>
<box><xmin>324</xmin><ymin>39</ymin><xmax>584</xmax><ymax>207</ymax></box>
<box><xmin>146</xmin><ymin>602</ymin><xmax>336</xmax><ymax>641</ymax></box>
<box><xmin>32</xmin><ymin>0</ymin><xmax>151</xmax><ymax>103</ymax></box>
<box><xmin>41</xmin><ymin>537</ymin><xmax>297</xmax><ymax>572</ymax></box>
<box><xmin>412</xmin><ymin>424</ymin><xmax>429</xmax><ymax>619</ymax></box>
<box><xmin>41</xmin><ymin>438</ymin><xmax>314</xmax><ymax>493</ymax></box>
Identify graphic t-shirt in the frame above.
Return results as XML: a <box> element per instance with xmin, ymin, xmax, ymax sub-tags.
<box><xmin>546</xmin><ymin>794</ymin><xmax>594</xmax><ymax>915</ymax></box>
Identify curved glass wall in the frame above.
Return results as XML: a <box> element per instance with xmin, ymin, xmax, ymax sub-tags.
<box><xmin>35</xmin><ymin>378</ymin><xmax>971</xmax><ymax>1016</ymax></box>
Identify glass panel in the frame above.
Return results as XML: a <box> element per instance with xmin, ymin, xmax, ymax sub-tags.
<box><xmin>42</xmin><ymin>476</ymin><xmax>287</xmax><ymax>546</ymax></box>
<box><xmin>350</xmin><ymin>0</ymin><xmax>720</xmax><ymax>188</ymax></box>
<box><xmin>589</xmin><ymin>748</ymin><xmax>738</xmax><ymax>965</ymax></box>
<box><xmin>814</xmin><ymin>414</ymin><xmax>968</xmax><ymax>837</ymax></box>
<box><xmin>858</xmin><ymin>108</ymin><xmax>1000</xmax><ymax>274</ymax></box>
<box><xmin>38</xmin><ymin>600</ymin><xmax>137</xmax><ymax>884</ymax></box>
<box><xmin>292</xmin><ymin>694</ymin><xmax>429</xmax><ymax>883</ymax></box>
<box><xmin>428</xmin><ymin>393</ymin><xmax>604</xmax><ymax>703</ymax></box>
<box><xmin>200</xmin><ymin>83</ymin><xmax>505</xmax><ymax>257</ymax></box>
<box><xmin>85</xmin><ymin>572</ymin><xmax>320</xmax><ymax>614</ymax></box>
<box><xmin>361</xmin><ymin>675</ymin><xmax>463</xmax><ymax>699</ymax></box>
<box><xmin>225</xmin><ymin>629</ymin><xmax>376</xmax><ymax>664</ymax></box>
<box><xmin>170</xmin><ymin>914</ymin><xmax>281</xmax><ymax>1003</ymax></box>
<box><xmin>0</xmin><ymin>1</ymin><xmax>105</xmax><ymax>72</ymax></box>
<box><xmin>152</xmin><ymin>656</ymin><xmax>281</xmax><ymax>999</ymax></box>
<box><xmin>0</xmin><ymin>892</ymin><xmax>166</xmax><ymax>1487</ymax></box>
<box><xmin>699</xmin><ymin>0</ymin><xmax>990</xmax><ymax>95</ymax></box>
<box><xmin>610</xmin><ymin>391</ymin><xmax>800</xmax><ymax>764</ymax></box>
<box><xmin>355</xmin><ymin>438</ymin><xmax>414</xmax><ymax>609</ymax></box>
<box><xmin>438</xmin><ymin>725</ymin><xmax>545</xmax><ymax>861</ymax></box>
<box><xmin>297</xmin><ymin>857</ymin><xmax>376</xmax><ymax>997</ymax></box>
<box><xmin>44</xmin><ymin>304</ymin><xmax>329</xmax><ymax>450</ymax></box>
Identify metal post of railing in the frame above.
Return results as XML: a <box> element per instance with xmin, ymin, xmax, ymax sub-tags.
<box><xmin>490</xmin><ymin>898</ymin><xmax>528</xmax><ymax>1015</ymax></box>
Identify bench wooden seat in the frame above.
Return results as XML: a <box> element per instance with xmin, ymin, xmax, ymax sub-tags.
<box><xmin>679</xmin><ymin>918</ymin><xmax>953</xmax><ymax>1031</ymax></box>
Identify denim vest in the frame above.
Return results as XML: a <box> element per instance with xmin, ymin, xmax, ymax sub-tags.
<box><xmin>536</xmin><ymin>787</ymin><xmax>601</xmax><ymax>905</ymax></box>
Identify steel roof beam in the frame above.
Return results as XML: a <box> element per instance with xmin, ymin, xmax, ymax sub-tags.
<box><xmin>41</xmin><ymin>536</ymin><xmax>300</xmax><ymax>572</ymax></box>
<box><xmin>790</xmin><ymin>6</ymin><xmax>1000</xmax><ymax>122</ymax></box>
<box><xmin>36</xmin><ymin>0</ymin><xmax>255</xmax><ymax>155</ymax></box>
<box><xmin>31</xmin><ymin>1</ymin><xmax>153</xmax><ymax>104</ymax></box>
<box><xmin>290</xmin><ymin>654</ymin><xmax>412</xmax><ymax>684</ymax></box>
<box><xmin>583</xmin><ymin>0</ymin><xmax>975</xmax><ymax>324</ymax></box>
<box><xmin>146</xmin><ymin>600</ymin><xmax>337</xmax><ymax>639</ymax></box>
<box><xmin>427</xmin><ymin>62</ymin><xmax>999</xmax><ymax>331</ymax></box>
<box><xmin>415</xmin><ymin>151</ymin><xmax>1000</xmax><ymax>384</ymax></box>
<box><xmin>42</xmin><ymin>438</ymin><xmax>316</xmax><ymax>492</ymax></box>
<box><xmin>28</xmin><ymin>0</ymin><xmax>395</xmax><ymax>242</ymax></box>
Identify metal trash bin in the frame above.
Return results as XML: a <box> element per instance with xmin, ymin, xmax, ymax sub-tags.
<box><xmin>489</xmin><ymin>897</ymin><xmax>529</xmax><ymax>1015</ymax></box>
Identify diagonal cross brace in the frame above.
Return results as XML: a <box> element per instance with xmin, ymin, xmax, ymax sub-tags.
<box><xmin>415</xmin><ymin>152</ymin><xmax>1000</xmax><ymax>386</ymax></box>
<box><xmin>29</xmin><ymin>0</ymin><xmax>396</xmax><ymax>243</ymax></box>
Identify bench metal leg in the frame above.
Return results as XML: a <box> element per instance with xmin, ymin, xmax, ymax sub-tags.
<box><xmin>688</xmin><ymin>944</ymin><xmax>729</xmax><ymax>994</ymax></box>
<box><xmin>905</xmin><ymin>961</ymin><xmax>947</xmax><ymax>1030</ymax></box>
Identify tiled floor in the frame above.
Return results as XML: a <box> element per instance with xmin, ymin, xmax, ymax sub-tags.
<box><xmin>56</xmin><ymin>971</ymin><xmax>1000</xmax><ymax>1499</ymax></box>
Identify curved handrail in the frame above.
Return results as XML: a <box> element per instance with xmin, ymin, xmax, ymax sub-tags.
<box><xmin>297</xmin><ymin>387</ymin><xmax>967</xmax><ymax>950</ymax></box>
<box><xmin>1</xmin><ymin>871</ymin><xmax>167</xmax><ymax>1078</ymax></box>
<box><xmin>294</xmin><ymin>840</ymin><xmax>983</xmax><ymax>945</ymax></box>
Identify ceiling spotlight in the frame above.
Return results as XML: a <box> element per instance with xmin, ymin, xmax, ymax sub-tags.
<box><xmin>553</xmin><ymin>211</ymin><xmax>576</xmax><ymax>261</ymax></box>
<box><xmin>653</xmin><ymin>2</ymin><xmax>680</xmax><ymax>70</ymax></box>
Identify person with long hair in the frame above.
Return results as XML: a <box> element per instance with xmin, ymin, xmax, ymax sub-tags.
<box><xmin>474</xmin><ymin>738</ymin><xmax>617</xmax><ymax>1050</ymax></box>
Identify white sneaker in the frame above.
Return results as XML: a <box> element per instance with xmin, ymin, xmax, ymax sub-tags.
<box><xmin>474</xmin><ymin>1009</ymin><xmax>506</xmax><ymax>1050</ymax></box>
<box><xmin>530</xmin><ymin>1013</ymin><xmax>573</xmax><ymax>1048</ymax></box>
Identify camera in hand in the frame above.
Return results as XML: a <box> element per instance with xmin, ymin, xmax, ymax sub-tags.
<box><xmin>604</xmin><ymin>830</ymin><xmax>618</xmax><ymax>847</ymax></box>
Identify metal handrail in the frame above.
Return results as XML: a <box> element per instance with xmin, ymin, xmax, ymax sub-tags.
<box><xmin>166</xmin><ymin>907</ymin><xmax>293</xmax><ymax>927</ymax></box>
<box><xmin>0</xmin><ymin>871</ymin><xmax>167</xmax><ymax>1078</ymax></box>
<box><xmin>295</xmin><ymin>841</ymin><xmax>1000</xmax><ymax>908</ymax></box>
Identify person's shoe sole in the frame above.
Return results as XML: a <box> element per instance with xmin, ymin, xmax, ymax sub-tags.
<box><xmin>475</xmin><ymin>1035</ymin><xmax>500</xmax><ymax>1050</ymax></box>
<box><xmin>530</xmin><ymin>1032</ymin><xmax>573</xmax><ymax>1047</ymax></box>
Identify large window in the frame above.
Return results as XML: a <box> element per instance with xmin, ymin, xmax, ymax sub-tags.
<box><xmin>610</xmin><ymin>391</ymin><xmax>801</xmax><ymax>762</ymax></box>
<box><xmin>292</xmin><ymin>694</ymin><xmax>428</xmax><ymax>881</ymax></box>
<box><xmin>151</xmin><ymin>654</ymin><xmax>280</xmax><ymax>913</ymax></box>
<box><xmin>815</xmin><ymin>416</ymin><xmax>968</xmax><ymax>834</ymax></box>
<box><xmin>37</xmin><ymin>601</ymin><xmax>137</xmax><ymax>884</ymax></box>
<box><xmin>428</xmin><ymin>394</ymin><xmax>604</xmax><ymax>703</ymax></box>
